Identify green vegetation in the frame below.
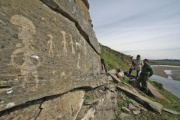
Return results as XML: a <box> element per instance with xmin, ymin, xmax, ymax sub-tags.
<box><xmin>115</xmin><ymin>100</ymin><xmax>122</xmax><ymax>120</ymax></box>
<box><xmin>84</xmin><ymin>94</ymin><xmax>91</xmax><ymax>100</ymax></box>
<box><xmin>147</xmin><ymin>81</ymin><xmax>180</xmax><ymax>120</ymax></box>
<box><xmin>100</xmin><ymin>44</ymin><xmax>180</xmax><ymax>119</ymax></box>
<box><xmin>100</xmin><ymin>44</ymin><xmax>131</xmax><ymax>70</ymax></box>
<box><xmin>116</xmin><ymin>95</ymin><xmax>131</xmax><ymax>120</ymax></box>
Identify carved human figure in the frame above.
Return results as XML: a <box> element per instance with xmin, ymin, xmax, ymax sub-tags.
<box><xmin>77</xmin><ymin>53</ymin><xmax>81</xmax><ymax>69</ymax></box>
<box><xmin>72</xmin><ymin>6</ymin><xmax>76</xmax><ymax>14</ymax></box>
<box><xmin>75</xmin><ymin>40</ymin><xmax>82</xmax><ymax>50</ymax></box>
<box><xmin>47</xmin><ymin>34</ymin><xmax>55</xmax><ymax>58</ymax></box>
<box><xmin>61</xmin><ymin>31</ymin><xmax>67</xmax><ymax>56</ymax></box>
<box><xmin>75</xmin><ymin>40</ymin><xmax>82</xmax><ymax>70</ymax></box>
<box><xmin>70</xmin><ymin>34</ymin><xmax>75</xmax><ymax>54</ymax></box>
<box><xmin>10</xmin><ymin>15</ymin><xmax>40</xmax><ymax>90</ymax></box>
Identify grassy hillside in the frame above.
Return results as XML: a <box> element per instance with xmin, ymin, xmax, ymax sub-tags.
<box><xmin>100</xmin><ymin>45</ymin><xmax>180</xmax><ymax>120</ymax></box>
<box><xmin>100</xmin><ymin>44</ymin><xmax>180</xmax><ymax>120</ymax></box>
<box><xmin>100</xmin><ymin>44</ymin><xmax>131</xmax><ymax>71</ymax></box>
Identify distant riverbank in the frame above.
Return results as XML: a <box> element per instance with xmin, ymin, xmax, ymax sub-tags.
<box><xmin>150</xmin><ymin>60</ymin><xmax>180</xmax><ymax>66</ymax></box>
<box><xmin>152</xmin><ymin>65</ymin><xmax>180</xmax><ymax>81</ymax></box>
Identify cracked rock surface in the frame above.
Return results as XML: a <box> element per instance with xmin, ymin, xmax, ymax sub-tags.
<box><xmin>0</xmin><ymin>0</ymin><xmax>103</xmax><ymax>116</ymax></box>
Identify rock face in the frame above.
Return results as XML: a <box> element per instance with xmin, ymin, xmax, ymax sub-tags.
<box><xmin>0</xmin><ymin>0</ymin><xmax>105</xmax><ymax>118</ymax></box>
<box><xmin>38</xmin><ymin>90</ymin><xmax>85</xmax><ymax>120</ymax></box>
<box><xmin>1</xmin><ymin>90</ymin><xmax>85</xmax><ymax>119</ymax></box>
<box><xmin>77</xmin><ymin>88</ymin><xmax>118</xmax><ymax>120</ymax></box>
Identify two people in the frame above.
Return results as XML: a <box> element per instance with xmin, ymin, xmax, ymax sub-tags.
<box><xmin>129</xmin><ymin>55</ymin><xmax>154</xmax><ymax>94</ymax></box>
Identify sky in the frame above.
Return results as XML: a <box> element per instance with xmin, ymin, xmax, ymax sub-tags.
<box><xmin>89</xmin><ymin>0</ymin><xmax>180</xmax><ymax>59</ymax></box>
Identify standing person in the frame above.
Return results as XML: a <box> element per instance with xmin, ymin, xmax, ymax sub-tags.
<box><xmin>129</xmin><ymin>55</ymin><xmax>143</xmax><ymax>78</ymax></box>
<box><xmin>137</xmin><ymin>59</ymin><xmax>153</xmax><ymax>94</ymax></box>
<box><xmin>101</xmin><ymin>58</ymin><xmax>107</xmax><ymax>74</ymax></box>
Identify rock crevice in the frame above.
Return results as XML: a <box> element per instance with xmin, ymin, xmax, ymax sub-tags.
<box><xmin>0</xmin><ymin>86</ymin><xmax>92</xmax><ymax>118</ymax></box>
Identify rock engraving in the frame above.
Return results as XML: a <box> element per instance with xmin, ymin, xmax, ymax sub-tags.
<box><xmin>70</xmin><ymin>34</ymin><xmax>75</xmax><ymax>54</ymax></box>
<box><xmin>61</xmin><ymin>31</ymin><xmax>68</xmax><ymax>56</ymax></box>
<box><xmin>47</xmin><ymin>34</ymin><xmax>55</xmax><ymax>58</ymax></box>
<box><xmin>10</xmin><ymin>15</ymin><xmax>40</xmax><ymax>90</ymax></box>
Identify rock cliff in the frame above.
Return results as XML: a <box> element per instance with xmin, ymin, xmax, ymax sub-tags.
<box><xmin>0</xmin><ymin>0</ymin><xmax>107</xmax><ymax>119</ymax></box>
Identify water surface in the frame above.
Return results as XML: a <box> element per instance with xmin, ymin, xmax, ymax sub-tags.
<box><xmin>150</xmin><ymin>75</ymin><xmax>180</xmax><ymax>98</ymax></box>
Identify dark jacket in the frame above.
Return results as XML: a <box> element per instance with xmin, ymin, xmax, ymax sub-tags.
<box><xmin>141</xmin><ymin>63</ymin><xmax>153</xmax><ymax>77</ymax></box>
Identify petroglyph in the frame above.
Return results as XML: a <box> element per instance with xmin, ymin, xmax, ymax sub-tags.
<box><xmin>60</xmin><ymin>72</ymin><xmax>66</xmax><ymax>79</ymax></box>
<box><xmin>47</xmin><ymin>34</ymin><xmax>55</xmax><ymax>58</ymax></box>
<box><xmin>10</xmin><ymin>15</ymin><xmax>40</xmax><ymax>90</ymax></box>
<box><xmin>77</xmin><ymin>53</ymin><xmax>81</xmax><ymax>69</ymax></box>
<box><xmin>75</xmin><ymin>40</ymin><xmax>82</xmax><ymax>70</ymax></box>
<box><xmin>70</xmin><ymin>34</ymin><xmax>75</xmax><ymax>54</ymax></box>
<box><xmin>61</xmin><ymin>31</ymin><xmax>68</xmax><ymax>56</ymax></box>
<box><xmin>75</xmin><ymin>40</ymin><xmax>82</xmax><ymax>51</ymax></box>
<box><xmin>72</xmin><ymin>6</ymin><xmax>76</xmax><ymax>14</ymax></box>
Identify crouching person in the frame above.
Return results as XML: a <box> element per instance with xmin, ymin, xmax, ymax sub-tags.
<box><xmin>137</xmin><ymin>59</ymin><xmax>153</xmax><ymax>94</ymax></box>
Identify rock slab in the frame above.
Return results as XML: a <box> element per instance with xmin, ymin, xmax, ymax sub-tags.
<box><xmin>0</xmin><ymin>0</ymin><xmax>104</xmax><ymax>115</ymax></box>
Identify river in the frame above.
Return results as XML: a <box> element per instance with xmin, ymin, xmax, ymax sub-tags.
<box><xmin>150</xmin><ymin>75</ymin><xmax>180</xmax><ymax>98</ymax></box>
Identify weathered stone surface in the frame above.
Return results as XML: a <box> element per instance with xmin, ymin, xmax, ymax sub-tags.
<box><xmin>117</xmin><ymin>71</ymin><xmax>124</xmax><ymax>78</ymax></box>
<box><xmin>81</xmin><ymin>107</ymin><xmax>96</xmax><ymax>120</ymax></box>
<box><xmin>0</xmin><ymin>103</ymin><xmax>41</xmax><ymax>119</ymax></box>
<box><xmin>163</xmin><ymin>108</ymin><xmax>180</xmax><ymax>115</ymax></box>
<box><xmin>147</xmin><ymin>82</ymin><xmax>165</xmax><ymax>99</ymax></box>
<box><xmin>105</xmin><ymin>84</ymin><xmax>116</xmax><ymax>92</ymax></box>
<box><xmin>133</xmin><ymin>109</ymin><xmax>141</xmax><ymax>115</ymax></box>
<box><xmin>92</xmin><ymin>91</ymin><xmax>117</xmax><ymax>120</ymax></box>
<box><xmin>117</xmin><ymin>86</ymin><xmax>164</xmax><ymax>113</ymax></box>
<box><xmin>107</xmin><ymin>75</ymin><xmax>113</xmax><ymax>81</ymax></box>
<box><xmin>116</xmin><ymin>68</ymin><xmax>124</xmax><ymax>78</ymax></box>
<box><xmin>122</xmin><ymin>107</ymin><xmax>131</xmax><ymax>113</ymax></box>
<box><xmin>109</xmin><ymin>73</ymin><xmax>121</xmax><ymax>83</ymax></box>
<box><xmin>108</xmin><ymin>69</ymin><xmax>117</xmax><ymax>75</ymax></box>
<box><xmin>120</xmin><ymin>113</ymin><xmax>135</xmax><ymax>120</ymax></box>
<box><xmin>0</xmin><ymin>90</ymin><xmax>85</xmax><ymax>119</ymax></box>
<box><xmin>82</xmin><ymin>0</ymin><xmax>90</xmax><ymax>9</ymax></box>
<box><xmin>130</xmin><ymin>99</ymin><xmax>147</xmax><ymax>112</ymax></box>
<box><xmin>128</xmin><ymin>103</ymin><xmax>138</xmax><ymax>110</ymax></box>
<box><xmin>37</xmin><ymin>90</ymin><xmax>85</xmax><ymax>120</ymax></box>
<box><xmin>40</xmin><ymin>0</ymin><xmax>100</xmax><ymax>53</ymax></box>
<box><xmin>78</xmin><ymin>89</ymin><xmax>117</xmax><ymax>120</ymax></box>
<box><xmin>0</xmin><ymin>0</ymin><xmax>105</xmax><ymax>112</ymax></box>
